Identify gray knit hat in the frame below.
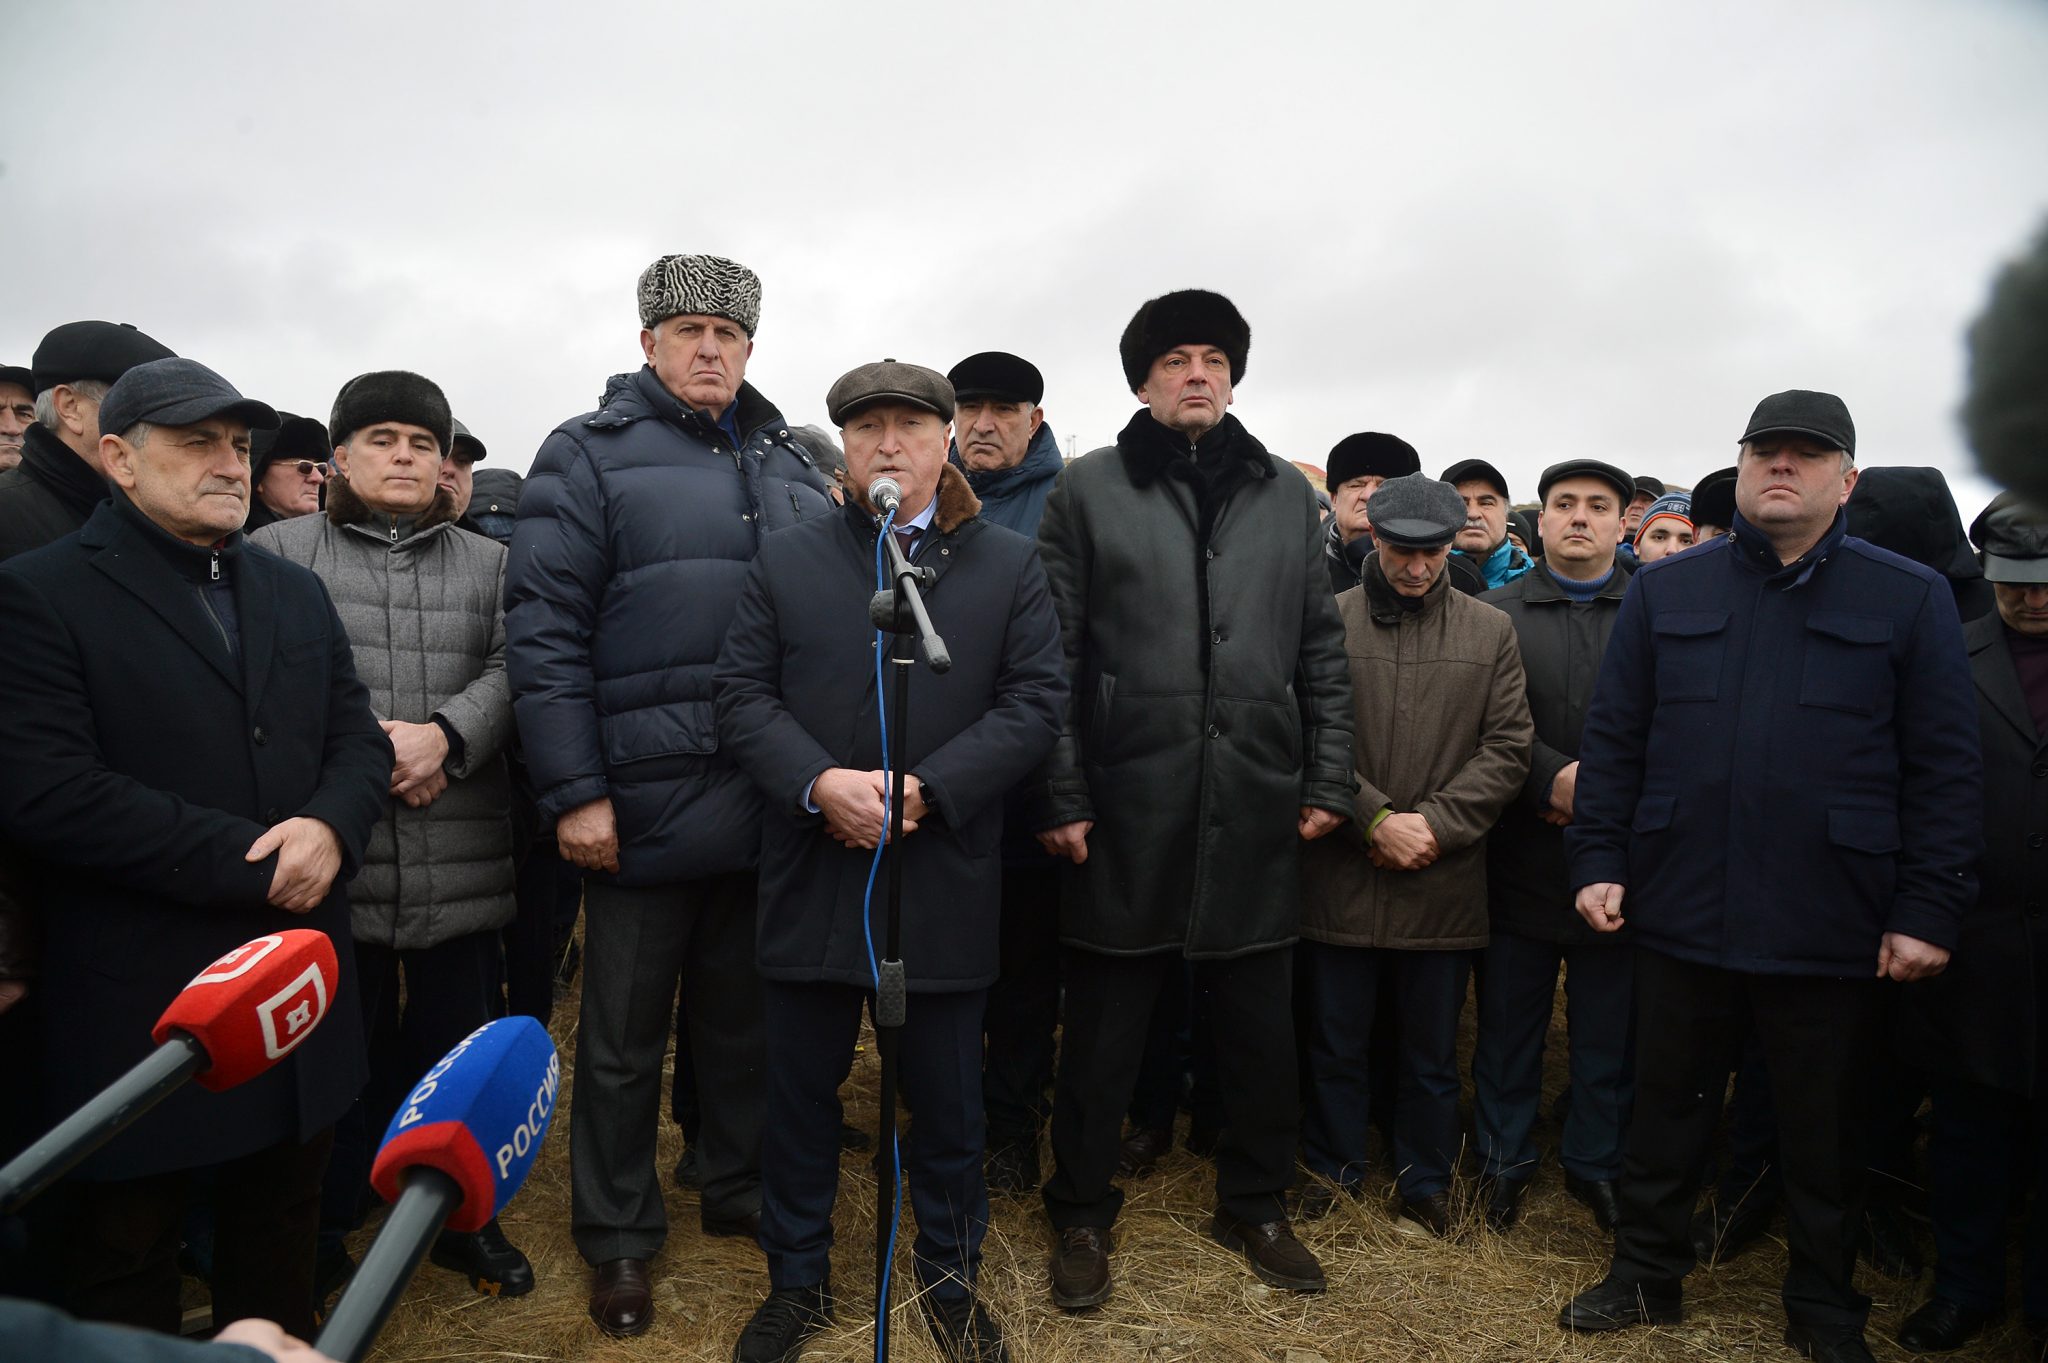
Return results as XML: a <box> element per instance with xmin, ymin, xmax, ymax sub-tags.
<box><xmin>637</xmin><ymin>254</ymin><xmax>763</xmax><ymax>334</ymax></box>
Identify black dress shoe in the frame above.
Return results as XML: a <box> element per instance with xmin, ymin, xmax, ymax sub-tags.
<box><xmin>1116</xmin><ymin>1126</ymin><xmax>1174</xmax><ymax>1178</ymax></box>
<box><xmin>1210</xmin><ymin>1211</ymin><xmax>1326</xmax><ymax>1292</ymax></box>
<box><xmin>1691</xmin><ymin>1192</ymin><xmax>1775</xmax><ymax>1265</ymax></box>
<box><xmin>732</xmin><ymin>1281</ymin><xmax>833</xmax><ymax>1363</ymax></box>
<box><xmin>1557</xmin><ymin>1275</ymin><xmax>1683</xmax><ymax>1332</ymax></box>
<box><xmin>1048</xmin><ymin>1226</ymin><xmax>1113</xmax><ymax>1311</ymax></box>
<box><xmin>1185</xmin><ymin>1122</ymin><xmax>1223</xmax><ymax>1159</ymax></box>
<box><xmin>703</xmin><ymin>1208</ymin><xmax>762</xmax><ymax>1243</ymax></box>
<box><xmin>311</xmin><ymin>1244</ymin><xmax>355</xmax><ymax>1320</ymax></box>
<box><xmin>839</xmin><ymin>1122</ymin><xmax>872</xmax><ymax>1152</ymax></box>
<box><xmin>673</xmin><ymin>1145</ymin><xmax>702</xmax><ymax>1191</ymax></box>
<box><xmin>1785</xmin><ymin>1320</ymin><xmax>1877</xmax><ymax>1362</ymax></box>
<box><xmin>589</xmin><ymin>1258</ymin><xmax>653</xmax><ymax>1338</ymax></box>
<box><xmin>429</xmin><ymin>1217</ymin><xmax>535</xmax><ymax>1297</ymax></box>
<box><xmin>1896</xmin><ymin>1297</ymin><xmax>2000</xmax><ymax>1353</ymax></box>
<box><xmin>1565</xmin><ymin>1174</ymin><xmax>1622</xmax><ymax>1232</ymax></box>
<box><xmin>1859</xmin><ymin>1202</ymin><xmax>1923</xmax><ymax>1280</ymax></box>
<box><xmin>920</xmin><ymin>1293</ymin><xmax>1009</xmax><ymax>1363</ymax></box>
<box><xmin>1296</xmin><ymin>1179</ymin><xmax>1362</xmax><ymax>1222</ymax></box>
<box><xmin>1396</xmin><ymin>1191</ymin><xmax>1453</xmax><ymax>1239</ymax></box>
<box><xmin>985</xmin><ymin>1140</ymin><xmax>1040</xmax><ymax>1195</ymax></box>
<box><xmin>1483</xmin><ymin>1177</ymin><xmax>1528</xmax><ymax>1232</ymax></box>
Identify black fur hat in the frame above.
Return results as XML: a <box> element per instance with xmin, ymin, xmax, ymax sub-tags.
<box><xmin>1119</xmin><ymin>289</ymin><xmax>1250</xmax><ymax>394</ymax></box>
<box><xmin>1966</xmin><ymin>217</ymin><xmax>2048</xmax><ymax>503</ymax></box>
<box><xmin>329</xmin><ymin>370</ymin><xmax>454</xmax><ymax>454</ymax></box>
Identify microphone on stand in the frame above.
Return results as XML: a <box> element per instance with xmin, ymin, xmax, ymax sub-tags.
<box><xmin>0</xmin><ymin>930</ymin><xmax>338</xmax><ymax>1215</ymax></box>
<box><xmin>869</xmin><ymin>477</ymin><xmax>904</xmax><ymax>516</ymax></box>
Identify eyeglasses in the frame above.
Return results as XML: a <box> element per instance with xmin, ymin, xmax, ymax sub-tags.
<box><xmin>290</xmin><ymin>460</ymin><xmax>330</xmax><ymax>479</ymax></box>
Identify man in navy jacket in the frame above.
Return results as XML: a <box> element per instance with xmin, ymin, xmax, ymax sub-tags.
<box><xmin>716</xmin><ymin>359</ymin><xmax>1065</xmax><ymax>1363</ymax></box>
<box><xmin>1558</xmin><ymin>391</ymin><xmax>1981</xmax><ymax>1363</ymax></box>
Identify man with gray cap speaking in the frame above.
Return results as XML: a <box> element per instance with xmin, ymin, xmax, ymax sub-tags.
<box><xmin>1032</xmin><ymin>288</ymin><xmax>1354</xmax><ymax>1307</ymax></box>
<box><xmin>1559</xmin><ymin>390</ymin><xmax>1981</xmax><ymax>1363</ymax></box>
<box><xmin>717</xmin><ymin>358</ymin><xmax>1065</xmax><ymax>1363</ymax></box>
<box><xmin>0</xmin><ymin>357</ymin><xmax>389</xmax><ymax>1334</ymax></box>
<box><xmin>1298</xmin><ymin>472</ymin><xmax>1531</xmax><ymax>1236</ymax></box>
<box><xmin>506</xmin><ymin>253</ymin><xmax>835</xmax><ymax>1337</ymax></box>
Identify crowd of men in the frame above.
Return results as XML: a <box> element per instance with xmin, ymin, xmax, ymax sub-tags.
<box><xmin>0</xmin><ymin>234</ymin><xmax>2045</xmax><ymax>1363</ymax></box>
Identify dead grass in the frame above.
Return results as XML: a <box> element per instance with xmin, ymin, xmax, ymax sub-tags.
<box><xmin>354</xmin><ymin>963</ymin><xmax>2019</xmax><ymax>1363</ymax></box>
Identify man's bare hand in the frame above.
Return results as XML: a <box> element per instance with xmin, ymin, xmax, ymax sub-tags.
<box><xmin>381</xmin><ymin>719</ymin><xmax>450</xmax><ymax>796</ymax></box>
<box><xmin>0</xmin><ymin>979</ymin><xmax>25</xmax><ymax>1015</ymax></box>
<box><xmin>1299</xmin><ymin>807</ymin><xmax>1344</xmax><ymax>841</ymax></box>
<box><xmin>214</xmin><ymin>1319</ymin><xmax>339</xmax><ymax>1363</ymax></box>
<box><xmin>1547</xmin><ymin>761</ymin><xmax>1579</xmax><ymax>824</ymax></box>
<box><xmin>399</xmin><ymin>767</ymin><xmax>450</xmax><ymax>809</ymax></box>
<box><xmin>901</xmin><ymin>774</ymin><xmax>931</xmax><ymax>826</ymax></box>
<box><xmin>1878</xmin><ymin>932</ymin><xmax>1950</xmax><ymax>982</ymax></box>
<box><xmin>557</xmin><ymin>796</ymin><xmax>620</xmax><ymax>873</ymax></box>
<box><xmin>1368</xmin><ymin>812</ymin><xmax>1438</xmax><ymax>870</ymax></box>
<box><xmin>815</xmin><ymin>768</ymin><xmax>914</xmax><ymax>850</ymax></box>
<box><xmin>246</xmin><ymin>817</ymin><xmax>343</xmax><ymax>912</ymax></box>
<box><xmin>1037</xmin><ymin>820</ymin><xmax>1092</xmax><ymax>865</ymax></box>
<box><xmin>1575</xmin><ymin>882</ymin><xmax>1626</xmax><ymax>932</ymax></box>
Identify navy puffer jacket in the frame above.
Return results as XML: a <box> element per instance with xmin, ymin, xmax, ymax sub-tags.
<box><xmin>506</xmin><ymin>366</ymin><xmax>835</xmax><ymax>886</ymax></box>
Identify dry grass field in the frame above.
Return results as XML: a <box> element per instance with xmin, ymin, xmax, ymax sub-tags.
<box><xmin>351</xmin><ymin>972</ymin><xmax>2021</xmax><ymax>1363</ymax></box>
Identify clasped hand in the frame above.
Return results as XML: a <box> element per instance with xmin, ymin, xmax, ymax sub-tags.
<box><xmin>815</xmin><ymin>768</ymin><xmax>928</xmax><ymax>850</ymax></box>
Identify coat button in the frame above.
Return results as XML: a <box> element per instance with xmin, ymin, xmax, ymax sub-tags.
<box><xmin>2032</xmin><ymin>834</ymin><xmax>2045</xmax><ymax>850</ymax></box>
<box><xmin>1210</xmin><ymin>629</ymin><xmax>1223</xmax><ymax>645</ymax></box>
<box><xmin>2035</xmin><ymin>763</ymin><xmax>2048</xmax><ymax>779</ymax></box>
<box><xmin>1205</xmin><ymin>548</ymin><xmax>1216</xmax><ymax>559</ymax></box>
<box><xmin>1206</xmin><ymin>724</ymin><xmax>1221</xmax><ymax>739</ymax></box>
<box><xmin>253</xmin><ymin>726</ymin><xmax>268</xmax><ymax>746</ymax></box>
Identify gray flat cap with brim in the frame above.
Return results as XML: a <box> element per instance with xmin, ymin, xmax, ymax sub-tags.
<box><xmin>827</xmin><ymin>359</ymin><xmax>955</xmax><ymax>427</ymax></box>
<box><xmin>98</xmin><ymin>358</ymin><xmax>278</xmax><ymax>439</ymax></box>
<box><xmin>1367</xmin><ymin>472</ymin><xmax>1467</xmax><ymax>549</ymax></box>
<box><xmin>1972</xmin><ymin>492</ymin><xmax>2048</xmax><ymax>584</ymax></box>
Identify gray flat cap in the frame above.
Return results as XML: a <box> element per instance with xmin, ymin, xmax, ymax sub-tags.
<box><xmin>827</xmin><ymin>359</ymin><xmax>954</xmax><ymax>427</ymax></box>
<box><xmin>98</xmin><ymin>358</ymin><xmax>278</xmax><ymax>439</ymax></box>
<box><xmin>1367</xmin><ymin>472</ymin><xmax>1466</xmax><ymax>549</ymax></box>
<box><xmin>1972</xmin><ymin>492</ymin><xmax>2048</xmax><ymax>584</ymax></box>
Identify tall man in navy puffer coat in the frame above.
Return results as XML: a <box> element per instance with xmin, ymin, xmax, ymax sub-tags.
<box><xmin>1556</xmin><ymin>390</ymin><xmax>1982</xmax><ymax>1363</ymax></box>
<box><xmin>505</xmin><ymin>253</ymin><xmax>836</xmax><ymax>1340</ymax></box>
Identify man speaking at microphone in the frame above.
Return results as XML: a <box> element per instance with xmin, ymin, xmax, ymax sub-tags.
<box><xmin>0</xmin><ymin>358</ymin><xmax>390</xmax><ymax>1336</ymax></box>
<box><xmin>715</xmin><ymin>360</ymin><xmax>1066</xmax><ymax>1363</ymax></box>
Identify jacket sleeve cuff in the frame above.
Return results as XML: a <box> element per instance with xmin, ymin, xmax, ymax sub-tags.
<box><xmin>1568</xmin><ymin>851</ymin><xmax>1629</xmax><ymax>894</ymax></box>
<box><xmin>536</xmin><ymin>774</ymin><xmax>610</xmax><ymax>825</ymax></box>
<box><xmin>1884</xmin><ymin>902</ymin><xmax>1962</xmax><ymax>953</ymax></box>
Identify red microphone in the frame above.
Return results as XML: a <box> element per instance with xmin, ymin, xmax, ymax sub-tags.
<box><xmin>0</xmin><ymin>929</ymin><xmax>337</xmax><ymax>1215</ymax></box>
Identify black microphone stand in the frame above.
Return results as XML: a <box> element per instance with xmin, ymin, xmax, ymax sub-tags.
<box><xmin>867</xmin><ymin>513</ymin><xmax>949</xmax><ymax>1361</ymax></box>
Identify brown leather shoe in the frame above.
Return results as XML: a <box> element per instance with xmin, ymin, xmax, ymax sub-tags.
<box><xmin>1210</xmin><ymin>1211</ymin><xmax>1326</xmax><ymax>1292</ymax></box>
<box><xmin>1115</xmin><ymin>1126</ymin><xmax>1174</xmax><ymax>1178</ymax></box>
<box><xmin>1048</xmin><ymin>1226</ymin><xmax>1113</xmax><ymax>1311</ymax></box>
<box><xmin>589</xmin><ymin>1257</ymin><xmax>653</xmax><ymax>1337</ymax></box>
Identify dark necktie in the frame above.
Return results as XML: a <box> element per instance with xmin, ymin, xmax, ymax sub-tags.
<box><xmin>893</xmin><ymin>527</ymin><xmax>920</xmax><ymax>560</ymax></box>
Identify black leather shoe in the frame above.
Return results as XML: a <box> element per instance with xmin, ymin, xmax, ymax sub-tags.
<box><xmin>673</xmin><ymin>1145</ymin><xmax>702</xmax><ymax>1191</ymax></box>
<box><xmin>1691</xmin><ymin>1192</ymin><xmax>1776</xmax><ymax>1265</ymax></box>
<box><xmin>920</xmin><ymin>1293</ymin><xmax>1009</xmax><ymax>1363</ymax></box>
<box><xmin>1186</xmin><ymin>1122</ymin><xmax>1223</xmax><ymax>1159</ymax></box>
<box><xmin>985</xmin><ymin>1140</ymin><xmax>1040</xmax><ymax>1195</ymax></box>
<box><xmin>1396</xmin><ymin>1191</ymin><xmax>1453</xmax><ymax>1239</ymax></box>
<box><xmin>311</xmin><ymin>1244</ymin><xmax>355</xmax><ymax>1321</ymax></box>
<box><xmin>1296</xmin><ymin>1179</ymin><xmax>1362</xmax><ymax>1222</ymax></box>
<box><xmin>429</xmin><ymin>1217</ymin><xmax>535</xmax><ymax>1297</ymax></box>
<box><xmin>1785</xmin><ymin>1320</ymin><xmax>1878</xmax><ymax>1362</ymax></box>
<box><xmin>732</xmin><ymin>1281</ymin><xmax>833</xmax><ymax>1363</ymax></box>
<box><xmin>1483</xmin><ymin>1177</ymin><xmax>1529</xmax><ymax>1232</ymax></box>
<box><xmin>1049</xmin><ymin>1226</ymin><xmax>1113</xmax><ymax>1310</ymax></box>
<box><xmin>1116</xmin><ymin>1126</ymin><xmax>1174</xmax><ymax>1178</ymax></box>
<box><xmin>589</xmin><ymin>1258</ymin><xmax>653</xmax><ymax>1338</ymax></box>
<box><xmin>1210</xmin><ymin>1211</ymin><xmax>1326</xmax><ymax>1292</ymax></box>
<box><xmin>1557</xmin><ymin>1275</ymin><xmax>1683</xmax><ymax>1332</ymax></box>
<box><xmin>1565</xmin><ymin>1174</ymin><xmax>1622</xmax><ymax>1232</ymax></box>
<box><xmin>703</xmin><ymin>1208</ymin><xmax>762</xmax><ymax>1243</ymax></box>
<box><xmin>1896</xmin><ymin>1297</ymin><xmax>2000</xmax><ymax>1353</ymax></box>
<box><xmin>839</xmin><ymin>1122</ymin><xmax>872</xmax><ymax>1152</ymax></box>
<box><xmin>1859</xmin><ymin>1202</ymin><xmax>1923</xmax><ymax>1280</ymax></box>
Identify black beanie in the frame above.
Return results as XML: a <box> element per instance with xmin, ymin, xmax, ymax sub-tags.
<box><xmin>1324</xmin><ymin>432</ymin><xmax>1421</xmax><ymax>492</ymax></box>
<box><xmin>1119</xmin><ymin>289</ymin><xmax>1250</xmax><ymax>394</ymax></box>
<box><xmin>330</xmin><ymin>370</ymin><xmax>454</xmax><ymax>454</ymax></box>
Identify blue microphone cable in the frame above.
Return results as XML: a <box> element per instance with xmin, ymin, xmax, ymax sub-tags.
<box><xmin>864</xmin><ymin>507</ymin><xmax>905</xmax><ymax>1360</ymax></box>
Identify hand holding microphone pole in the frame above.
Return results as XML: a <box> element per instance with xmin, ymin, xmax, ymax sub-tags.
<box><xmin>0</xmin><ymin>929</ymin><xmax>337</xmax><ymax>1215</ymax></box>
<box><xmin>315</xmin><ymin>1016</ymin><xmax>560</xmax><ymax>1363</ymax></box>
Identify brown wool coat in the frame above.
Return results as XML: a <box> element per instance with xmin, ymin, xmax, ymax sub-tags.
<box><xmin>1301</xmin><ymin>557</ymin><xmax>1533</xmax><ymax>949</ymax></box>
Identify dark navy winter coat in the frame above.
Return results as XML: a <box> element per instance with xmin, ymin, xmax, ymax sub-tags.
<box><xmin>505</xmin><ymin>367</ymin><xmax>835</xmax><ymax>886</ymax></box>
<box><xmin>714</xmin><ymin>468</ymin><xmax>1067</xmax><ymax>991</ymax></box>
<box><xmin>1567</xmin><ymin>509</ymin><xmax>1981</xmax><ymax>975</ymax></box>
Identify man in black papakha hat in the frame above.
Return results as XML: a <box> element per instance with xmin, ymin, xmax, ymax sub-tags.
<box><xmin>1031</xmin><ymin>288</ymin><xmax>1356</xmax><ymax>1307</ymax></box>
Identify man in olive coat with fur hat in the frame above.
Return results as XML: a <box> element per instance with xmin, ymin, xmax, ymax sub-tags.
<box><xmin>1032</xmin><ymin>288</ymin><xmax>1355</xmax><ymax>1307</ymax></box>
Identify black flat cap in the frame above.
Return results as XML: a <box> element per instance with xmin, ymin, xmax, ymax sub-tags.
<box><xmin>0</xmin><ymin>365</ymin><xmax>32</xmax><ymax>394</ymax></box>
<box><xmin>1120</xmin><ymin>289</ymin><xmax>1250</xmax><ymax>393</ymax></box>
<box><xmin>827</xmin><ymin>359</ymin><xmax>955</xmax><ymax>426</ymax></box>
<box><xmin>251</xmin><ymin>413</ymin><xmax>332</xmax><ymax>476</ymax></box>
<box><xmin>1632</xmin><ymin>474</ymin><xmax>1666</xmax><ymax>500</ymax></box>
<box><xmin>451</xmin><ymin>417</ymin><xmax>487</xmax><ymax>464</ymax></box>
<box><xmin>31</xmin><ymin>320</ymin><xmax>175</xmax><ymax>393</ymax></box>
<box><xmin>948</xmin><ymin>352</ymin><xmax>1043</xmax><ymax>406</ymax></box>
<box><xmin>1440</xmin><ymin>458</ymin><xmax>1511</xmax><ymax>501</ymax></box>
<box><xmin>1325</xmin><ymin>432</ymin><xmax>1420</xmax><ymax>492</ymax></box>
<box><xmin>1691</xmin><ymin>467</ymin><xmax>1737</xmax><ymax>530</ymax></box>
<box><xmin>98</xmin><ymin>358</ymin><xmax>278</xmax><ymax>440</ymax></box>
<box><xmin>1538</xmin><ymin>458</ymin><xmax>1634</xmax><ymax>506</ymax></box>
<box><xmin>1367</xmin><ymin>473</ymin><xmax>1467</xmax><ymax>549</ymax></box>
<box><xmin>1740</xmin><ymin>389</ymin><xmax>1855</xmax><ymax>456</ymax></box>
<box><xmin>1972</xmin><ymin>492</ymin><xmax>2048</xmax><ymax>584</ymax></box>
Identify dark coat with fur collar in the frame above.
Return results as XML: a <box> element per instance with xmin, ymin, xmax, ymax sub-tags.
<box><xmin>715</xmin><ymin>465</ymin><xmax>1067</xmax><ymax>990</ymax></box>
<box><xmin>1031</xmin><ymin>411</ymin><xmax>1356</xmax><ymax>958</ymax></box>
<box><xmin>251</xmin><ymin>476</ymin><xmax>514</xmax><ymax>949</ymax></box>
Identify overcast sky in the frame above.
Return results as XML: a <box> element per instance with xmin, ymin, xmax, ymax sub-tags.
<box><xmin>5</xmin><ymin>0</ymin><xmax>2045</xmax><ymax>521</ymax></box>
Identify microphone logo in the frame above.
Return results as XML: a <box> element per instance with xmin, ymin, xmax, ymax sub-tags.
<box><xmin>257</xmin><ymin>961</ymin><xmax>329</xmax><ymax>1061</ymax></box>
<box><xmin>191</xmin><ymin>933</ymin><xmax>285</xmax><ymax>986</ymax></box>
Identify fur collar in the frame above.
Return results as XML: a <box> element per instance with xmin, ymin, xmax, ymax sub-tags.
<box><xmin>325</xmin><ymin>472</ymin><xmax>459</xmax><ymax>532</ymax></box>
<box><xmin>853</xmin><ymin>463</ymin><xmax>983</xmax><ymax>533</ymax></box>
<box><xmin>1117</xmin><ymin>410</ymin><xmax>1274</xmax><ymax>490</ymax></box>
